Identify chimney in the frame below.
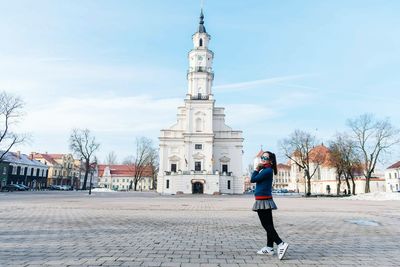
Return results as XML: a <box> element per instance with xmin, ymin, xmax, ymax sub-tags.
<box><xmin>17</xmin><ymin>151</ymin><xmax>21</xmax><ymax>159</ymax></box>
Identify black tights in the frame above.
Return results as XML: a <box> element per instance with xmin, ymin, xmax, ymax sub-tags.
<box><xmin>257</xmin><ymin>209</ymin><xmax>282</xmax><ymax>247</ymax></box>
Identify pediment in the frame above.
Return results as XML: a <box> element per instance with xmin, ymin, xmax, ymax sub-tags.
<box><xmin>168</xmin><ymin>155</ymin><xmax>181</xmax><ymax>161</ymax></box>
<box><xmin>194</xmin><ymin>111</ymin><xmax>206</xmax><ymax>116</ymax></box>
<box><xmin>219</xmin><ymin>156</ymin><xmax>231</xmax><ymax>163</ymax></box>
<box><xmin>192</xmin><ymin>152</ymin><xmax>205</xmax><ymax>159</ymax></box>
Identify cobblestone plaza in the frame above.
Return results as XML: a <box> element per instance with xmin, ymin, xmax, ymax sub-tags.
<box><xmin>0</xmin><ymin>192</ymin><xmax>399</xmax><ymax>267</ymax></box>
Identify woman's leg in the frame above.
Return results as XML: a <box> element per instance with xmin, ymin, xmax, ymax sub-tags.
<box><xmin>257</xmin><ymin>209</ymin><xmax>283</xmax><ymax>246</ymax></box>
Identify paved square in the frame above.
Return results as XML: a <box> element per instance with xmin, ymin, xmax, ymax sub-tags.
<box><xmin>1</xmin><ymin>191</ymin><xmax>399</xmax><ymax>266</ymax></box>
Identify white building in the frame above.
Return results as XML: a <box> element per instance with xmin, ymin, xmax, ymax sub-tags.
<box><xmin>385</xmin><ymin>161</ymin><xmax>400</xmax><ymax>192</ymax></box>
<box><xmin>157</xmin><ymin>11</ymin><xmax>244</xmax><ymax>195</ymax></box>
<box><xmin>286</xmin><ymin>145</ymin><xmax>386</xmax><ymax>195</ymax></box>
<box><xmin>98</xmin><ymin>164</ymin><xmax>153</xmax><ymax>191</ymax></box>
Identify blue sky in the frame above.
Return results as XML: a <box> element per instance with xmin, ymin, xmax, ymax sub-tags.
<box><xmin>1</xmin><ymin>0</ymin><xmax>399</xmax><ymax>169</ymax></box>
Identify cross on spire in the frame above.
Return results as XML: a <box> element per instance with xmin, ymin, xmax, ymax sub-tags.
<box><xmin>198</xmin><ymin>9</ymin><xmax>206</xmax><ymax>33</ymax></box>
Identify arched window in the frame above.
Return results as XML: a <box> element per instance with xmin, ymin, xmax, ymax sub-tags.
<box><xmin>199</xmin><ymin>38</ymin><xmax>203</xmax><ymax>47</ymax></box>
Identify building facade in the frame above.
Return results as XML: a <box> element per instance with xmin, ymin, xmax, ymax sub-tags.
<box><xmin>385</xmin><ymin>161</ymin><xmax>400</xmax><ymax>192</ymax></box>
<box><xmin>32</xmin><ymin>153</ymin><xmax>79</xmax><ymax>187</ymax></box>
<box><xmin>0</xmin><ymin>151</ymin><xmax>48</xmax><ymax>189</ymax></box>
<box><xmin>157</xmin><ymin>11</ymin><xmax>244</xmax><ymax>195</ymax></box>
<box><xmin>98</xmin><ymin>164</ymin><xmax>153</xmax><ymax>191</ymax></box>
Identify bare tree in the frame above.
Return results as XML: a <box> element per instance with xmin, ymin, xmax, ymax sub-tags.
<box><xmin>329</xmin><ymin>137</ymin><xmax>345</xmax><ymax>195</ymax></box>
<box><xmin>122</xmin><ymin>156</ymin><xmax>134</xmax><ymax>165</ymax></box>
<box><xmin>148</xmin><ymin>148</ymin><xmax>159</xmax><ymax>190</ymax></box>
<box><xmin>69</xmin><ymin>128</ymin><xmax>100</xmax><ymax>190</ymax></box>
<box><xmin>129</xmin><ymin>137</ymin><xmax>156</xmax><ymax>191</ymax></box>
<box><xmin>347</xmin><ymin>114</ymin><xmax>400</xmax><ymax>193</ymax></box>
<box><xmin>105</xmin><ymin>151</ymin><xmax>118</xmax><ymax>165</ymax></box>
<box><xmin>0</xmin><ymin>92</ymin><xmax>26</xmax><ymax>162</ymax></box>
<box><xmin>280</xmin><ymin>130</ymin><xmax>325</xmax><ymax>196</ymax></box>
<box><xmin>329</xmin><ymin>133</ymin><xmax>361</xmax><ymax>195</ymax></box>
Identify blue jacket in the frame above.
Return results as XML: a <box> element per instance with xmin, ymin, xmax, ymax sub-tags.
<box><xmin>251</xmin><ymin>167</ymin><xmax>273</xmax><ymax>199</ymax></box>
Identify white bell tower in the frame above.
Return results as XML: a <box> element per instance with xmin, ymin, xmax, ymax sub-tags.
<box><xmin>187</xmin><ymin>10</ymin><xmax>214</xmax><ymax>100</ymax></box>
<box><xmin>157</xmin><ymin>9</ymin><xmax>244</xmax><ymax>195</ymax></box>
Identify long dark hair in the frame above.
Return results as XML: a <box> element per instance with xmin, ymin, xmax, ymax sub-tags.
<box><xmin>266</xmin><ymin>151</ymin><xmax>278</xmax><ymax>175</ymax></box>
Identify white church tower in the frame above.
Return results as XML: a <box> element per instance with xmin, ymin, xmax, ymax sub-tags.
<box><xmin>157</xmin><ymin>10</ymin><xmax>244</xmax><ymax>195</ymax></box>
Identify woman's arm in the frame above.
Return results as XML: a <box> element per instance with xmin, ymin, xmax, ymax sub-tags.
<box><xmin>250</xmin><ymin>168</ymin><xmax>272</xmax><ymax>183</ymax></box>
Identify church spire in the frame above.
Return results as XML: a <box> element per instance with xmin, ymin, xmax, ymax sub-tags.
<box><xmin>198</xmin><ymin>9</ymin><xmax>206</xmax><ymax>33</ymax></box>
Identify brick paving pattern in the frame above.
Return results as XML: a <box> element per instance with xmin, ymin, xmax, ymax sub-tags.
<box><xmin>0</xmin><ymin>191</ymin><xmax>399</xmax><ymax>266</ymax></box>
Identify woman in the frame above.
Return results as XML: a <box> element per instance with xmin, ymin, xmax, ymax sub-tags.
<box><xmin>251</xmin><ymin>151</ymin><xmax>289</xmax><ymax>260</ymax></box>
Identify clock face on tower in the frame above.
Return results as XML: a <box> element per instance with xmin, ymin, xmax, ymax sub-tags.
<box><xmin>197</xmin><ymin>55</ymin><xmax>203</xmax><ymax>61</ymax></box>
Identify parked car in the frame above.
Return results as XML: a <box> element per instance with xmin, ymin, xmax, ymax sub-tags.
<box><xmin>272</xmin><ymin>189</ymin><xmax>289</xmax><ymax>194</ymax></box>
<box><xmin>60</xmin><ymin>185</ymin><xmax>73</xmax><ymax>191</ymax></box>
<box><xmin>17</xmin><ymin>184</ymin><xmax>30</xmax><ymax>190</ymax></box>
<box><xmin>1</xmin><ymin>184</ymin><xmax>26</xmax><ymax>192</ymax></box>
<box><xmin>49</xmin><ymin>185</ymin><xmax>62</xmax><ymax>190</ymax></box>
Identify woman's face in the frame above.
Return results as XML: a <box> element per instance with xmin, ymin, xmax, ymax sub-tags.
<box><xmin>260</xmin><ymin>152</ymin><xmax>271</xmax><ymax>164</ymax></box>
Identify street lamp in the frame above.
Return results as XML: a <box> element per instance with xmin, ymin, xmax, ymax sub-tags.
<box><xmin>89</xmin><ymin>158</ymin><xmax>97</xmax><ymax>195</ymax></box>
<box><xmin>78</xmin><ymin>158</ymin><xmax>83</xmax><ymax>190</ymax></box>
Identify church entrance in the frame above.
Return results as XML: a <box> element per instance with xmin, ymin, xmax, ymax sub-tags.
<box><xmin>192</xmin><ymin>182</ymin><xmax>204</xmax><ymax>194</ymax></box>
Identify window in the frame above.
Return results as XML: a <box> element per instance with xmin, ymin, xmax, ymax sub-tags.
<box><xmin>31</xmin><ymin>168</ymin><xmax>34</xmax><ymax>176</ymax></box>
<box><xmin>195</xmin><ymin>161</ymin><xmax>201</xmax><ymax>171</ymax></box>
<box><xmin>24</xmin><ymin>167</ymin><xmax>28</xmax><ymax>175</ymax></box>
<box><xmin>17</xmin><ymin>166</ymin><xmax>21</xmax><ymax>175</ymax></box>
<box><xmin>195</xmin><ymin>144</ymin><xmax>202</xmax><ymax>150</ymax></box>
<box><xmin>222</xmin><ymin>164</ymin><xmax>228</xmax><ymax>173</ymax></box>
<box><xmin>41</xmin><ymin>169</ymin><xmax>44</xmax><ymax>177</ymax></box>
<box><xmin>199</xmin><ymin>38</ymin><xmax>203</xmax><ymax>47</ymax></box>
<box><xmin>166</xmin><ymin>180</ymin><xmax>169</xmax><ymax>189</ymax></box>
<box><xmin>171</xmin><ymin>164</ymin><xmax>177</xmax><ymax>172</ymax></box>
<box><xmin>227</xmin><ymin>180</ymin><xmax>231</xmax><ymax>190</ymax></box>
<box><xmin>395</xmin><ymin>173</ymin><xmax>398</xmax><ymax>178</ymax></box>
<box><xmin>123</xmin><ymin>179</ymin><xmax>125</xmax><ymax>183</ymax></box>
<box><xmin>2</xmin><ymin>167</ymin><xmax>6</xmax><ymax>175</ymax></box>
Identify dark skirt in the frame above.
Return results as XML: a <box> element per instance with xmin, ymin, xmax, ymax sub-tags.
<box><xmin>252</xmin><ymin>199</ymin><xmax>278</xmax><ymax>211</ymax></box>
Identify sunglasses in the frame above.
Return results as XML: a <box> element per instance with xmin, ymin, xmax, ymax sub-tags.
<box><xmin>261</xmin><ymin>156</ymin><xmax>270</xmax><ymax>161</ymax></box>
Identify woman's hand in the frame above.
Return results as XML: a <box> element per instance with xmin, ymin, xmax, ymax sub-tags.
<box><xmin>256</xmin><ymin>163</ymin><xmax>264</xmax><ymax>171</ymax></box>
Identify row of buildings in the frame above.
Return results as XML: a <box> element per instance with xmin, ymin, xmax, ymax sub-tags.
<box><xmin>0</xmin><ymin>151</ymin><xmax>155</xmax><ymax>191</ymax></box>
<box><xmin>245</xmin><ymin>146</ymin><xmax>400</xmax><ymax>195</ymax></box>
<box><xmin>2</xmin><ymin>146</ymin><xmax>398</xmax><ymax>194</ymax></box>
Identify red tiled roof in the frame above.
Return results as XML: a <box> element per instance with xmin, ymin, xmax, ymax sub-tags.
<box><xmin>32</xmin><ymin>153</ymin><xmax>59</xmax><ymax>165</ymax></box>
<box><xmin>277</xmin><ymin>163</ymin><xmax>290</xmax><ymax>169</ymax></box>
<box><xmin>387</xmin><ymin>161</ymin><xmax>400</xmax><ymax>169</ymax></box>
<box><xmin>46</xmin><ymin>154</ymin><xmax>64</xmax><ymax>159</ymax></box>
<box><xmin>98</xmin><ymin>164</ymin><xmax>153</xmax><ymax>177</ymax></box>
<box><xmin>309</xmin><ymin>145</ymin><xmax>333</xmax><ymax>167</ymax></box>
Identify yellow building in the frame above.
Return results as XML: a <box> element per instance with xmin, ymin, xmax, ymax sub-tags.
<box><xmin>32</xmin><ymin>153</ymin><xmax>78</xmax><ymax>187</ymax></box>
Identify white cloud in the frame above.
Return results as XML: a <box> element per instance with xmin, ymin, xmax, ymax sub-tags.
<box><xmin>213</xmin><ymin>74</ymin><xmax>312</xmax><ymax>92</ymax></box>
<box><xmin>19</xmin><ymin>95</ymin><xmax>181</xmax><ymax>134</ymax></box>
<box><xmin>0</xmin><ymin>56</ymin><xmax>181</xmax><ymax>98</ymax></box>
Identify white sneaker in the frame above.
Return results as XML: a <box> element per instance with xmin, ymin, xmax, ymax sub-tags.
<box><xmin>257</xmin><ymin>246</ymin><xmax>274</xmax><ymax>255</ymax></box>
<box><xmin>277</xmin><ymin>242</ymin><xmax>289</xmax><ymax>260</ymax></box>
